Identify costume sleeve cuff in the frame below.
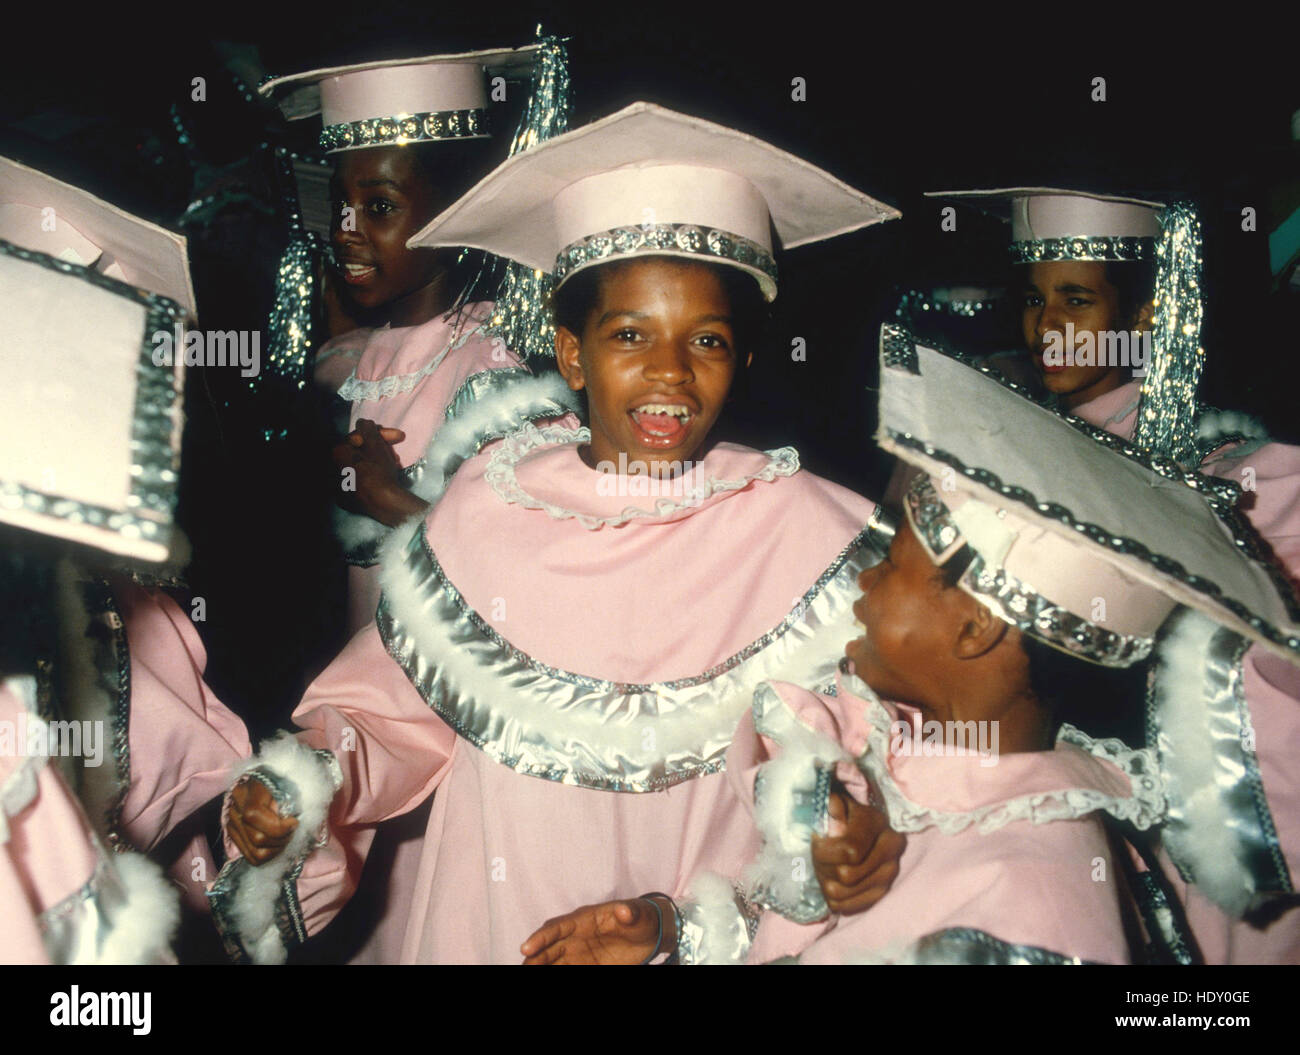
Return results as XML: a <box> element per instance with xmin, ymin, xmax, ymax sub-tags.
<box><xmin>207</xmin><ymin>733</ymin><xmax>342</xmax><ymax>964</ymax></box>
<box><xmin>675</xmin><ymin>872</ymin><xmax>758</xmax><ymax>965</ymax></box>
<box><xmin>744</xmin><ymin>683</ymin><xmax>851</xmax><ymax>924</ymax></box>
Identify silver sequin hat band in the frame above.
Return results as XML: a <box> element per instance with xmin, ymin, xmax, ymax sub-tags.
<box><xmin>319</xmin><ymin>108</ymin><xmax>488</xmax><ymax>152</ymax></box>
<box><xmin>553</xmin><ymin>223</ymin><xmax>779</xmax><ymax>300</ymax></box>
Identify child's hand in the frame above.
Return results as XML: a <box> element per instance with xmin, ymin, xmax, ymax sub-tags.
<box><xmin>520</xmin><ymin>897</ymin><xmax>673</xmax><ymax>965</ymax></box>
<box><xmin>332</xmin><ymin>420</ymin><xmax>428</xmax><ymax>527</ymax></box>
<box><xmin>811</xmin><ymin>786</ymin><xmax>904</xmax><ymax>915</ymax></box>
<box><xmin>225</xmin><ymin>777</ymin><xmax>297</xmax><ymax>865</ymax></box>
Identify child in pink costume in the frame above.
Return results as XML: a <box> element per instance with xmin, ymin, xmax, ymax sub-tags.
<box><xmin>214</xmin><ymin>102</ymin><xmax>903</xmax><ymax>964</ymax></box>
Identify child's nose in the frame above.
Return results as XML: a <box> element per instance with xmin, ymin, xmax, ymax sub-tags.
<box><xmin>643</xmin><ymin>340</ymin><xmax>693</xmax><ymax>383</ymax></box>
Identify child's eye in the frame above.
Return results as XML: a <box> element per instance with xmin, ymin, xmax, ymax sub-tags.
<box><xmin>611</xmin><ymin>327</ymin><xmax>641</xmax><ymax>342</ymax></box>
<box><xmin>694</xmin><ymin>333</ymin><xmax>731</xmax><ymax>352</ymax></box>
<box><xmin>366</xmin><ymin>199</ymin><xmax>398</xmax><ymax>217</ymax></box>
<box><xmin>1022</xmin><ymin>294</ymin><xmax>1043</xmax><ymax>308</ymax></box>
<box><xmin>1066</xmin><ymin>297</ymin><xmax>1093</xmax><ymax>308</ymax></box>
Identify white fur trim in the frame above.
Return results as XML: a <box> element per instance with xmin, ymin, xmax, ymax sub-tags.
<box><xmin>91</xmin><ymin>852</ymin><xmax>181</xmax><ymax>965</ymax></box>
<box><xmin>408</xmin><ymin>372</ymin><xmax>579</xmax><ymax>506</ymax></box>
<box><xmin>335</xmin><ymin>372</ymin><xmax>578</xmax><ymax>561</ymax></box>
<box><xmin>216</xmin><ymin>733</ymin><xmax>341</xmax><ymax>964</ymax></box>
<box><xmin>745</xmin><ymin>683</ymin><xmax>850</xmax><ymax>921</ymax></box>
<box><xmin>677</xmin><ymin>872</ymin><xmax>751</xmax><ymax>965</ymax></box>
<box><xmin>1151</xmin><ymin>608</ymin><xmax>1274</xmax><ymax>916</ymax></box>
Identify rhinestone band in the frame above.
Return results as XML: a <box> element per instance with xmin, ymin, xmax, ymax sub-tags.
<box><xmin>553</xmin><ymin>223</ymin><xmax>777</xmax><ymax>291</ymax></box>
<box><xmin>1010</xmin><ymin>235</ymin><xmax>1154</xmax><ymax>264</ymax></box>
<box><xmin>319</xmin><ymin>108</ymin><xmax>488</xmax><ymax>152</ymax></box>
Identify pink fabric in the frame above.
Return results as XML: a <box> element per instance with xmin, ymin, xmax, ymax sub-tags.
<box><xmin>339</xmin><ymin>302</ymin><xmax>524</xmax><ymax>635</ymax></box>
<box><xmin>0</xmin><ymin>684</ymin><xmax>103</xmax><ymax>964</ymax></box>
<box><xmin>313</xmin><ymin>326</ymin><xmax>372</xmax><ymax>394</ymax></box>
<box><xmin>737</xmin><ymin>679</ymin><xmax>1131</xmax><ymax>964</ymax></box>
<box><xmin>289</xmin><ymin>436</ymin><xmax>876</xmax><ymax>962</ymax></box>
<box><xmin>1075</xmin><ymin>381</ymin><xmax>1300</xmax><ymax>962</ymax></box>
<box><xmin>115</xmin><ymin>585</ymin><xmax>251</xmax><ymax>910</ymax></box>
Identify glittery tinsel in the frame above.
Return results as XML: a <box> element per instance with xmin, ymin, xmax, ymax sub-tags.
<box><xmin>479</xmin><ymin>31</ymin><xmax>571</xmax><ymax>360</ymax></box>
<box><xmin>255</xmin><ymin>224</ymin><xmax>325</xmax><ymax>395</ymax></box>
<box><xmin>1134</xmin><ymin>201</ymin><xmax>1206</xmax><ymax>465</ymax></box>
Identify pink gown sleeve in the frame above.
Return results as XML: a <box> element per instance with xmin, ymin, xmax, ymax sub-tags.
<box><xmin>207</xmin><ymin>623</ymin><xmax>456</xmax><ymax>963</ymax></box>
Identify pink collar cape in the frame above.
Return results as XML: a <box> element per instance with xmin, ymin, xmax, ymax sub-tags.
<box><xmin>374</xmin><ymin>423</ymin><xmax>880</xmax><ymax>793</ymax></box>
<box><xmin>337</xmin><ymin>301</ymin><xmax>500</xmax><ymax>406</ymax></box>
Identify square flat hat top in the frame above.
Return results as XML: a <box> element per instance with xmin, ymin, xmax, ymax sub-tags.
<box><xmin>407</xmin><ymin>101</ymin><xmax>899</xmax><ymax>300</ymax></box>
<box><xmin>0</xmin><ymin>155</ymin><xmax>195</xmax><ymax>317</ymax></box>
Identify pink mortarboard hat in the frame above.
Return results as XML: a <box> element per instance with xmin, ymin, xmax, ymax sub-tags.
<box><xmin>877</xmin><ymin>324</ymin><xmax>1300</xmax><ymax>915</ymax></box>
<box><xmin>926</xmin><ymin>186</ymin><xmax>1163</xmax><ymax>264</ymax></box>
<box><xmin>0</xmin><ymin>157</ymin><xmax>188</xmax><ymax>562</ymax></box>
<box><xmin>0</xmin><ymin>155</ymin><xmax>196</xmax><ymax>318</ymax></box>
<box><xmin>259</xmin><ymin>44</ymin><xmax>546</xmax><ymax>153</ymax></box>
<box><xmin>407</xmin><ymin>101</ymin><xmax>900</xmax><ymax>302</ymax></box>
<box><xmin>876</xmin><ymin>326</ymin><xmax>1300</xmax><ymax>669</ymax></box>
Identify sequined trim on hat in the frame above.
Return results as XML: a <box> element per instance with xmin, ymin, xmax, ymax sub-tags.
<box><xmin>320</xmin><ymin>108</ymin><xmax>487</xmax><ymax>151</ymax></box>
<box><xmin>905</xmin><ymin>475</ymin><xmax>1156</xmax><ymax>668</ymax></box>
<box><xmin>553</xmin><ymin>223</ymin><xmax>777</xmax><ymax>291</ymax></box>
<box><xmin>878</xmin><ymin>324</ymin><xmax>1300</xmax><ymax>655</ymax></box>
<box><xmin>1009</xmin><ymin>235</ymin><xmax>1154</xmax><ymax>264</ymax></box>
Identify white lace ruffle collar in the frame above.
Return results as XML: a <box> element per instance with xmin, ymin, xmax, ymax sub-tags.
<box><xmin>483</xmin><ymin>423</ymin><xmax>801</xmax><ymax>530</ymax></box>
<box><xmin>338</xmin><ymin>306</ymin><xmax>503</xmax><ymax>403</ymax></box>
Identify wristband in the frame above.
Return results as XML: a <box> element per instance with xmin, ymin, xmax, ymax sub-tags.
<box><xmin>638</xmin><ymin>891</ymin><xmax>678</xmax><ymax>965</ymax></box>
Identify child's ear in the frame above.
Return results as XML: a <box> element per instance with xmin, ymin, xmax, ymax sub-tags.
<box><xmin>954</xmin><ymin>601</ymin><xmax>1007</xmax><ymax>660</ymax></box>
<box><xmin>554</xmin><ymin>326</ymin><xmax>586</xmax><ymax>391</ymax></box>
<box><xmin>1131</xmin><ymin>298</ymin><xmax>1156</xmax><ymax>333</ymax></box>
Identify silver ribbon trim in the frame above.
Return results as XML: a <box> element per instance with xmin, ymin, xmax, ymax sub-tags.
<box><xmin>1151</xmin><ymin>608</ymin><xmax>1292</xmax><ymax>915</ymax></box>
<box><xmin>377</xmin><ymin>524</ymin><xmax>879</xmax><ymax>792</ymax></box>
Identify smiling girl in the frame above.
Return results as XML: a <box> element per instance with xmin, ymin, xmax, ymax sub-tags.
<box><xmin>260</xmin><ymin>44</ymin><xmax>577</xmax><ymax>636</ymax></box>
<box><xmin>211</xmin><ymin>102</ymin><xmax>904</xmax><ymax>964</ymax></box>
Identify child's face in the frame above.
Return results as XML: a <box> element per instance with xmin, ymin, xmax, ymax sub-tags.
<box><xmin>846</xmin><ymin>520</ymin><xmax>969</xmax><ymax>713</ymax></box>
<box><xmin>555</xmin><ymin>259</ymin><xmax>749</xmax><ymax>474</ymax></box>
<box><xmin>1020</xmin><ymin>261</ymin><xmax>1127</xmax><ymax>406</ymax></box>
<box><xmin>330</xmin><ymin>147</ymin><xmax>448</xmax><ymax>322</ymax></box>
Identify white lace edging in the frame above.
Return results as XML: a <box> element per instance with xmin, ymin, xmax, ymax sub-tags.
<box><xmin>841</xmin><ymin>676</ymin><xmax>1166</xmax><ymax>835</ymax></box>
<box><xmin>0</xmin><ymin>676</ymin><xmax>48</xmax><ymax>845</ymax></box>
<box><xmin>482</xmin><ymin>423</ymin><xmax>801</xmax><ymax>530</ymax></box>
<box><xmin>338</xmin><ymin>318</ymin><xmax>499</xmax><ymax>403</ymax></box>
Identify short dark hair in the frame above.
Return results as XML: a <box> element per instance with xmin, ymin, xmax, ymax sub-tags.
<box><xmin>550</xmin><ymin>257</ymin><xmax>770</xmax><ymax>359</ymax></box>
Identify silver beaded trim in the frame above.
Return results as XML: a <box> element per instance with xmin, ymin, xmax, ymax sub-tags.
<box><xmin>0</xmin><ymin>239</ymin><xmax>183</xmax><ymax>549</ymax></box>
<box><xmin>319</xmin><ymin>108</ymin><xmax>487</xmax><ymax>151</ymax></box>
<box><xmin>906</xmin><ymin>476</ymin><xmax>1156</xmax><ymax>667</ymax></box>
<box><xmin>1009</xmin><ymin>235</ymin><xmax>1154</xmax><ymax>264</ymax></box>
<box><xmin>553</xmin><ymin>224</ymin><xmax>777</xmax><ymax>288</ymax></box>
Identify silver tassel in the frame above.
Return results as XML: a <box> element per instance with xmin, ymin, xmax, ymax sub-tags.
<box><xmin>254</xmin><ymin>225</ymin><xmax>322</xmax><ymax>395</ymax></box>
<box><xmin>481</xmin><ymin>31</ymin><xmax>572</xmax><ymax>360</ymax></box>
<box><xmin>1134</xmin><ymin>201</ymin><xmax>1206</xmax><ymax>465</ymax></box>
